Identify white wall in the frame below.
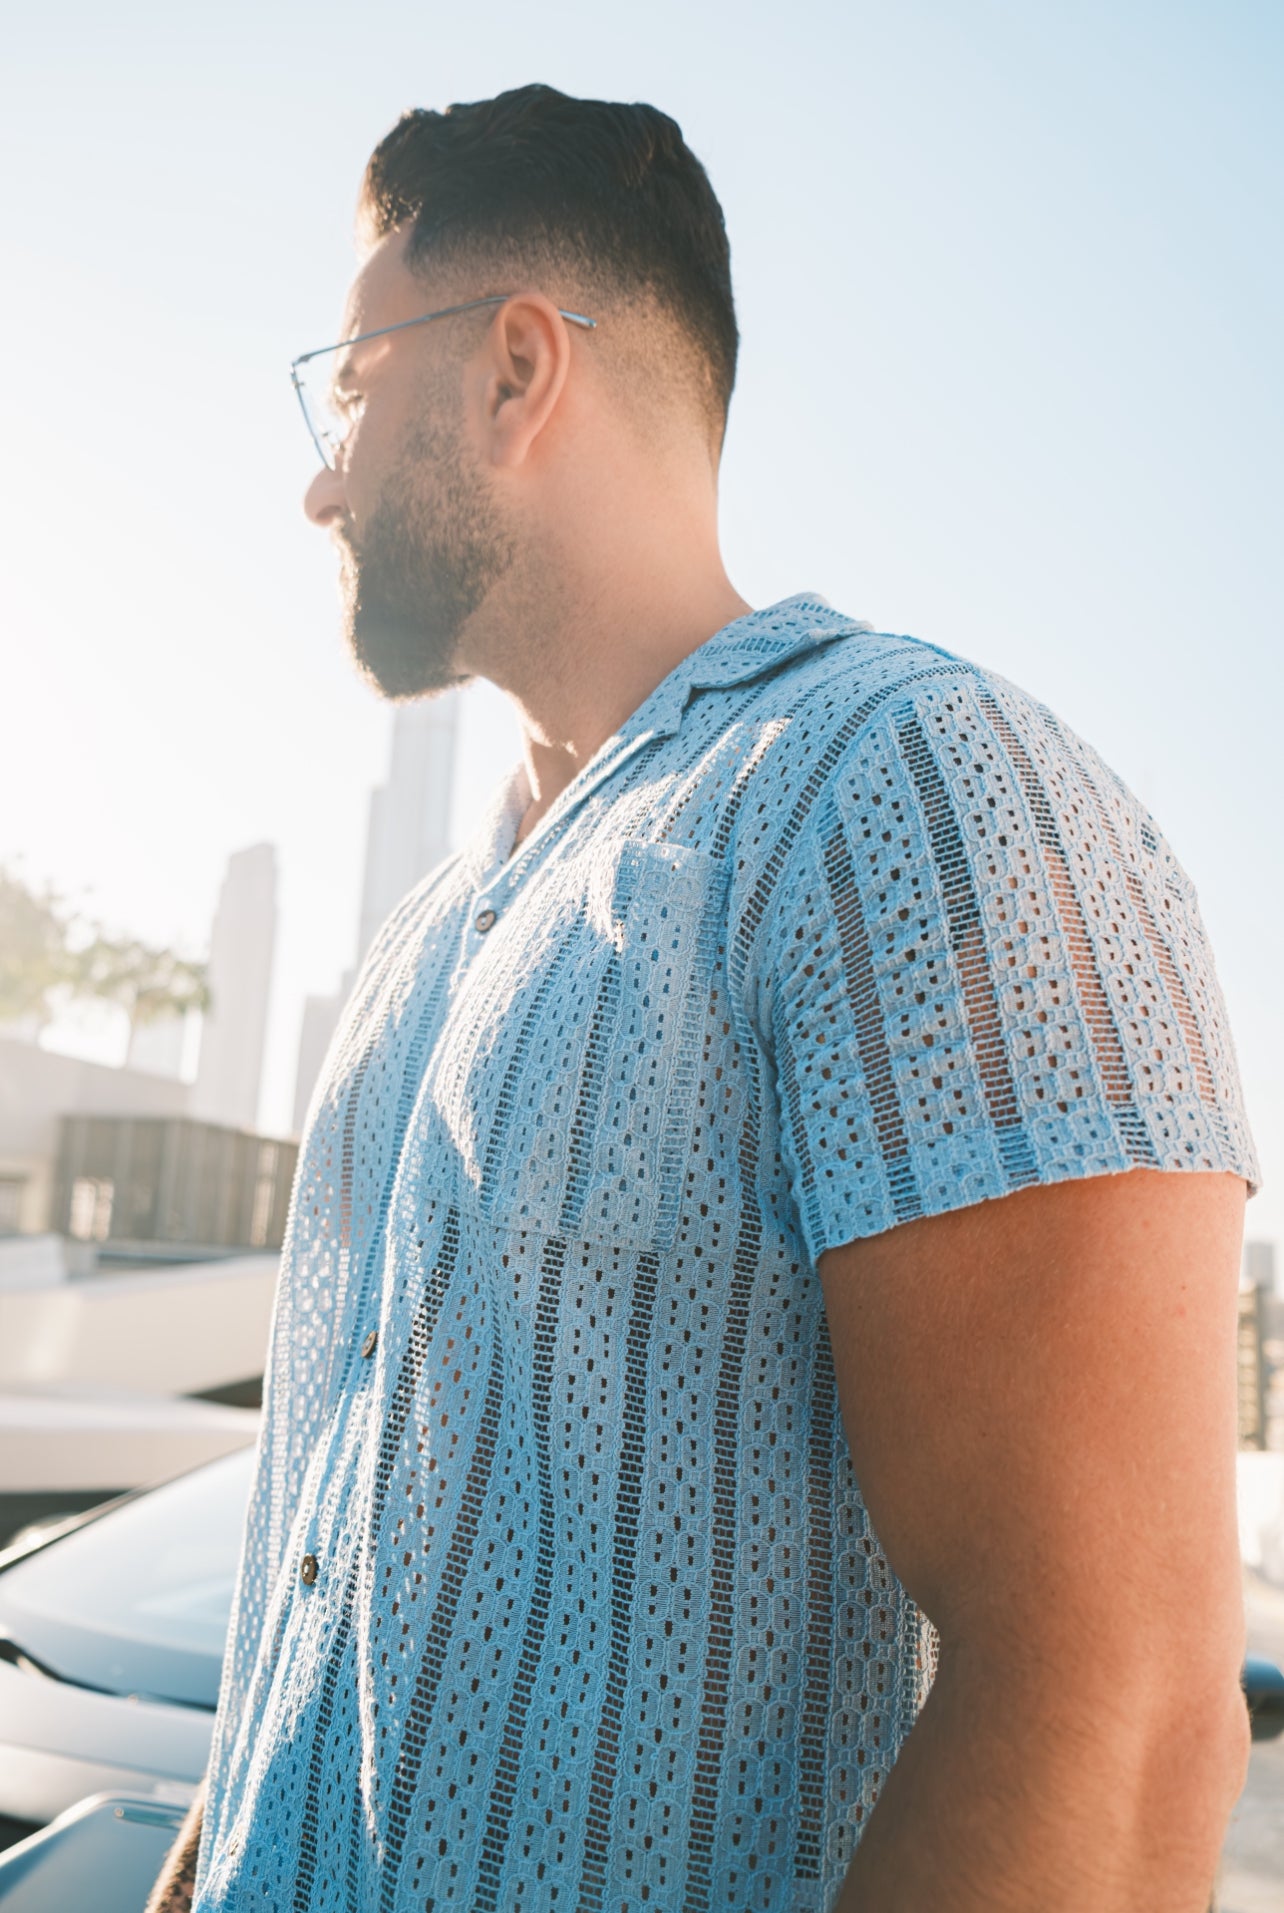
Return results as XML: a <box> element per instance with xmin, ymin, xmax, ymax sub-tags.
<box><xmin>0</xmin><ymin>1037</ymin><xmax>191</xmax><ymax>1233</ymax></box>
<box><xmin>0</xmin><ymin>1254</ymin><xmax>277</xmax><ymax>1398</ymax></box>
<box><xmin>0</xmin><ymin>1252</ymin><xmax>276</xmax><ymax>1492</ymax></box>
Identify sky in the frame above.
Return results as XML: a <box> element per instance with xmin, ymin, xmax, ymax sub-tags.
<box><xmin>3</xmin><ymin>0</ymin><xmax>1282</xmax><ymax>1250</ymax></box>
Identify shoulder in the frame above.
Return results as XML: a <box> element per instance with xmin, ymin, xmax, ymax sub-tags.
<box><xmin>727</xmin><ymin>618</ymin><xmax>1140</xmax><ymax>892</ymax></box>
<box><xmin>730</xmin><ymin>617</ymin><xmax>1066</xmax><ymax>790</ymax></box>
<box><xmin>753</xmin><ymin>618</ymin><xmax>1097</xmax><ymax>771</ymax></box>
<box><xmin>725</xmin><ymin>620</ymin><xmax>1259</xmax><ymax>1252</ymax></box>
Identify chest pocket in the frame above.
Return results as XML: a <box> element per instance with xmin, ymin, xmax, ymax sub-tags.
<box><xmin>427</xmin><ymin>837</ymin><xmax>728</xmax><ymax>1252</ymax></box>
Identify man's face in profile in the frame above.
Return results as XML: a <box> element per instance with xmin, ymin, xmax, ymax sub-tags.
<box><xmin>307</xmin><ymin>229</ymin><xmax>515</xmax><ymax>700</ymax></box>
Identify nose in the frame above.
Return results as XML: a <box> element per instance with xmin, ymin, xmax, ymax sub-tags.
<box><xmin>304</xmin><ymin>463</ymin><xmax>348</xmax><ymax>527</ymax></box>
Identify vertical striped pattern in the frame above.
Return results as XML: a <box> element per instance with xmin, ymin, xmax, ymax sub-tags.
<box><xmin>380</xmin><ymin>1327</ymin><xmax>506</xmax><ymax>1913</ymax></box>
<box><xmin>195</xmin><ymin>598</ymin><xmax>1255</xmax><ymax>1913</ymax></box>
<box><xmin>575</xmin><ymin>1248</ymin><xmax>662</xmax><ymax>1912</ymax></box>
<box><xmin>293</xmin><ymin>1212</ymin><xmax>462</xmax><ymax>1908</ymax></box>
<box><xmin>794</xmin><ymin>1321</ymin><xmax>838</xmax><ymax>1880</ymax></box>
<box><xmin>683</xmin><ymin>1146</ymin><xmax>765</xmax><ymax>1913</ymax></box>
<box><xmin>977</xmin><ymin>693</ymin><xmax>1160</xmax><ymax>1169</ymax></box>
<box><xmin>822</xmin><ymin>822</ymin><xmax>922</xmax><ymax>1219</ymax></box>
<box><xmin>897</xmin><ymin>714</ymin><xmax>1041</xmax><ymax>1191</ymax></box>
<box><xmin>292</xmin><ymin>1559</ymin><xmax>361</xmax><ymax>1912</ymax></box>
<box><xmin>472</xmin><ymin>1241</ymin><xmax>566</xmax><ymax>1909</ymax></box>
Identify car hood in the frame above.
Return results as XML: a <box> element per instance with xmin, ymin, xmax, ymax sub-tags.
<box><xmin>0</xmin><ymin>1446</ymin><xmax>255</xmax><ymax>1711</ymax></box>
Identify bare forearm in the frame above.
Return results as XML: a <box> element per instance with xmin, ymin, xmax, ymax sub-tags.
<box><xmin>144</xmin><ymin>1775</ymin><xmax>207</xmax><ymax>1913</ymax></box>
<box><xmin>832</xmin><ymin>1653</ymin><xmax>1247</xmax><ymax>1913</ymax></box>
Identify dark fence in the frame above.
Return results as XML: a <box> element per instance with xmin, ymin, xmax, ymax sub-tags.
<box><xmin>51</xmin><ymin>1113</ymin><xmax>298</xmax><ymax>1256</ymax></box>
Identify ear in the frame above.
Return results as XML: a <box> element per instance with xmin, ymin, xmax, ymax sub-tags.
<box><xmin>477</xmin><ymin>293</ymin><xmax>575</xmax><ymax>468</ymax></box>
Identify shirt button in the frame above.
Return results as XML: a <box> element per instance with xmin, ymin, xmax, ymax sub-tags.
<box><xmin>474</xmin><ymin>907</ymin><xmax>497</xmax><ymax>933</ymax></box>
<box><xmin>361</xmin><ymin>1329</ymin><xmax>378</xmax><ymax>1359</ymax></box>
<box><xmin>300</xmin><ymin>1552</ymin><xmax>319</xmax><ymax>1587</ymax></box>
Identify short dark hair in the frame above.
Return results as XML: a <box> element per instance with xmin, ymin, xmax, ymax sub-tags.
<box><xmin>358</xmin><ymin>84</ymin><xmax>738</xmax><ymax>444</ymax></box>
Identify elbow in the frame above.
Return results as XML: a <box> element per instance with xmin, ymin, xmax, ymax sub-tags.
<box><xmin>1100</xmin><ymin>1583</ymin><xmax>1251</xmax><ymax>1821</ymax></box>
<box><xmin>1190</xmin><ymin>1672</ymin><xmax>1251</xmax><ymax>1804</ymax></box>
<box><xmin>1130</xmin><ymin>1662</ymin><xmax>1251</xmax><ymax>1880</ymax></box>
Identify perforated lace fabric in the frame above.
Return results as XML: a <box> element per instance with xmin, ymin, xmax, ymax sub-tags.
<box><xmin>193</xmin><ymin>595</ymin><xmax>1257</xmax><ymax>1913</ymax></box>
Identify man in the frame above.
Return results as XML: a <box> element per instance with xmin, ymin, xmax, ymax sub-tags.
<box><xmin>150</xmin><ymin>84</ymin><xmax>1258</xmax><ymax>1913</ymax></box>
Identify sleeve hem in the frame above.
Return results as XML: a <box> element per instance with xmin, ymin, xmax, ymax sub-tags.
<box><xmin>802</xmin><ymin>1146</ymin><xmax>1262</xmax><ymax>1269</ymax></box>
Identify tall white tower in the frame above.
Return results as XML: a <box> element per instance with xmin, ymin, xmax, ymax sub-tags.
<box><xmin>193</xmin><ymin>843</ymin><xmax>278</xmax><ymax>1132</ymax></box>
<box><xmin>356</xmin><ymin>694</ymin><xmax>459</xmax><ymax>967</ymax></box>
<box><xmin>1245</xmin><ymin>1242</ymin><xmax>1278</xmax><ymax>1295</ymax></box>
<box><xmin>292</xmin><ymin>695</ymin><xmax>459</xmax><ymax>1134</ymax></box>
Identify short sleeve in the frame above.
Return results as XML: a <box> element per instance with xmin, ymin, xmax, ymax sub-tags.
<box><xmin>746</xmin><ymin>667</ymin><xmax>1260</xmax><ymax>1265</ymax></box>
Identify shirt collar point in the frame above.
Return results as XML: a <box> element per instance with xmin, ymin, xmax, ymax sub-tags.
<box><xmin>644</xmin><ymin>593</ymin><xmax>867</xmax><ymax>730</ymax></box>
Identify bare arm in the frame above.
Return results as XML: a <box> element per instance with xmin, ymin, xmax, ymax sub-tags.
<box><xmin>143</xmin><ymin>1773</ymin><xmax>207</xmax><ymax>1913</ymax></box>
<box><xmin>820</xmin><ymin>1168</ymin><xmax>1250</xmax><ymax>1912</ymax></box>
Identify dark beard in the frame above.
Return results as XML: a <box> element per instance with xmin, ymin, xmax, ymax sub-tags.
<box><xmin>337</xmin><ymin>415</ymin><xmax>514</xmax><ymax>700</ymax></box>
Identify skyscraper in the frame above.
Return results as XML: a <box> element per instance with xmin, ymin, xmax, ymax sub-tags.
<box><xmin>356</xmin><ymin>694</ymin><xmax>460</xmax><ymax>967</ymax></box>
<box><xmin>193</xmin><ymin>843</ymin><xmax>278</xmax><ymax>1133</ymax></box>
<box><xmin>1245</xmin><ymin>1240</ymin><xmax>1279</xmax><ymax>1296</ymax></box>
<box><xmin>292</xmin><ymin>696</ymin><xmax>459</xmax><ymax>1134</ymax></box>
<box><xmin>292</xmin><ymin>976</ymin><xmax>353</xmax><ymax>1137</ymax></box>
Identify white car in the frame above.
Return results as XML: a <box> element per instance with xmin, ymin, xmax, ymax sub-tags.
<box><xmin>0</xmin><ymin>1444</ymin><xmax>254</xmax><ymax>1839</ymax></box>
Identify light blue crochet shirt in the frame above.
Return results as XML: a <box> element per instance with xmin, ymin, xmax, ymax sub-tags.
<box><xmin>194</xmin><ymin>595</ymin><xmax>1257</xmax><ymax>1912</ymax></box>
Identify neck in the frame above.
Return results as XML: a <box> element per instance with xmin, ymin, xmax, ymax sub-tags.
<box><xmin>461</xmin><ymin>486</ymin><xmax>750</xmax><ymax>835</ymax></box>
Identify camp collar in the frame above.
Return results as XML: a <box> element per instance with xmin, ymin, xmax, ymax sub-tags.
<box><xmin>630</xmin><ymin>591</ymin><xmax>868</xmax><ymax>741</ymax></box>
<box><xmin>463</xmin><ymin>593</ymin><xmax>869</xmax><ymax>885</ymax></box>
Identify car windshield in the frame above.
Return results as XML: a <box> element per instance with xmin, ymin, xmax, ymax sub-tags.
<box><xmin>0</xmin><ymin>1443</ymin><xmax>255</xmax><ymax>1709</ymax></box>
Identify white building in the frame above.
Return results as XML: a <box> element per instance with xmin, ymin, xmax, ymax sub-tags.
<box><xmin>292</xmin><ymin>696</ymin><xmax>459</xmax><ymax>1132</ymax></box>
<box><xmin>357</xmin><ymin>694</ymin><xmax>460</xmax><ymax>962</ymax></box>
<box><xmin>291</xmin><ymin>974</ymin><xmax>353</xmax><ymax>1136</ymax></box>
<box><xmin>0</xmin><ymin>1039</ymin><xmax>190</xmax><ymax>1237</ymax></box>
<box><xmin>192</xmin><ymin>844</ymin><xmax>278</xmax><ymax>1133</ymax></box>
<box><xmin>1246</xmin><ymin>1241</ymin><xmax>1279</xmax><ymax>1295</ymax></box>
